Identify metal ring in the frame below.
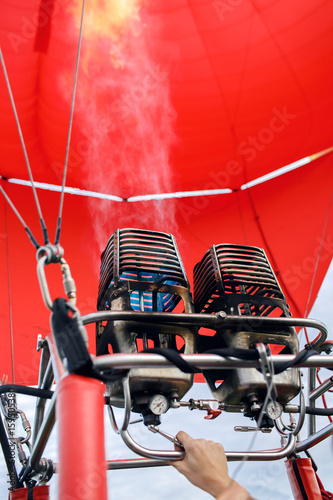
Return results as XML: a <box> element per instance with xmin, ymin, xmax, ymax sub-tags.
<box><xmin>36</xmin><ymin>244</ymin><xmax>64</xmax><ymax>264</ymax></box>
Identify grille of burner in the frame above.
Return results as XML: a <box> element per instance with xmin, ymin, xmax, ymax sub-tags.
<box><xmin>98</xmin><ymin>228</ymin><xmax>190</xmax><ymax>315</ymax></box>
<box><xmin>193</xmin><ymin>243</ymin><xmax>300</xmax><ymax>410</ymax></box>
<box><xmin>194</xmin><ymin>243</ymin><xmax>290</xmax><ymax>317</ymax></box>
<box><xmin>96</xmin><ymin>228</ymin><xmax>196</xmax><ymax>416</ymax></box>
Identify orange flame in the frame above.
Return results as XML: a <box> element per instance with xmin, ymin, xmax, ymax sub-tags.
<box><xmin>70</xmin><ymin>0</ymin><xmax>141</xmax><ymax>36</ymax></box>
<box><xmin>69</xmin><ymin>0</ymin><xmax>143</xmax><ymax>70</ymax></box>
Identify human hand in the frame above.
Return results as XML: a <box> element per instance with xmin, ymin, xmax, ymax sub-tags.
<box><xmin>168</xmin><ymin>431</ymin><xmax>254</xmax><ymax>499</ymax></box>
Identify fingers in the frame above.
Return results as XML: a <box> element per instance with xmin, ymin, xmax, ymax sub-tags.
<box><xmin>176</xmin><ymin>432</ymin><xmax>217</xmax><ymax>456</ymax></box>
<box><xmin>167</xmin><ymin>432</ymin><xmax>231</xmax><ymax>497</ymax></box>
<box><xmin>166</xmin><ymin>431</ymin><xmax>189</xmax><ymax>466</ymax></box>
<box><xmin>175</xmin><ymin>430</ymin><xmax>192</xmax><ymax>449</ymax></box>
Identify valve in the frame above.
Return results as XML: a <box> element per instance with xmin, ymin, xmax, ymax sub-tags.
<box><xmin>205</xmin><ymin>410</ymin><xmax>222</xmax><ymax>420</ymax></box>
<box><xmin>180</xmin><ymin>398</ymin><xmax>245</xmax><ymax>419</ymax></box>
<box><xmin>148</xmin><ymin>424</ymin><xmax>184</xmax><ymax>448</ymax></box>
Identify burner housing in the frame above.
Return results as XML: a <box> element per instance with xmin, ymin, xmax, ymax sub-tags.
<box><xmin>193</xmin><ymin>244</ymin><xmax>300</xmax><ymax>409</ymax></box>
<box><xmin>97</xmin><ymin>228</ymin><xmax>196</xmax><ymax>413</ymax></box>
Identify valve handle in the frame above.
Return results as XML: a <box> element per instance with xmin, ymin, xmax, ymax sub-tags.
<box><xmin>205</xmin><ymin>410</ymin><xmax>222</xmax><ymax>420</ymax></box>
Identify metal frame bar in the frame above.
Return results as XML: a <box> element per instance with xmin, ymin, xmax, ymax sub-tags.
<box><xmin>93</xmin><ymin>353</ymin><xmax>333</xmax><ymax>371</ymax></box>
<box><xmin>83</xmin><ymin>311</ymin><xmax>327</xmax><ymax>350</ymax></box>
<box><xmin>119</xmin><ymin>428</ymin><xmax>296</xmax><ymax>462</ymax></box>
<box><xmin>28</xmin><ymin>394</ymin><xmax>56</xmax><ymax>473</ymax></box>
<box><xmin>22</xmin><ymin>343</ymin><xmax>333</xmax><ymax>468</ymax></box>
<box><xmin>32</xmin><ymin>352</ymin><xmax>53</xmax><ymax>446</ymax></box>
<box><xmin>16</xmin><ymin>314</ymin><xmax>332</xmax><ymax>478</ymax></box>
<box><xmin>296</xmin><ymin>423</ymin><xmax>333</xmax><ymax>452</ymax></box>
<box><xmin>309</xmin><ymin>375</ymin><xmax>333</xmax><ymax>401</ymax></box>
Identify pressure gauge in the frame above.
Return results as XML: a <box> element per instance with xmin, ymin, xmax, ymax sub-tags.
<box><xmin>148</xmin><ymin>395</ymin><xmax>169</xmax><ymax>415</ymax></box>
<box><xmin>266</xmin><ymin>401</ymin><xmax>283</xmax><ymax>420</ymax></box>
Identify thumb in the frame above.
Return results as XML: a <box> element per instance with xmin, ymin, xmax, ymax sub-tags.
<box><xmin>176</xmin><ymin>430</ymin><xmax>193</xmax><ymax>449</ymax></box>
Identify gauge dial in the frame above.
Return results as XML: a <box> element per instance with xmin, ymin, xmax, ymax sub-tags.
<box><xmin>266</xmin><ymin>401</ymin><xmax>283</xmax><ymax>420</ymax></box>
<box><xmin>148</xmin><ymin>394</ymin><xmax>169</xmax><ymax>415</ymax></box>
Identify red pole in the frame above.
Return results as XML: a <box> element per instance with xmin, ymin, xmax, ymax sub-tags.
<box><xmin>57</xmin><ymin>374</ymin><xmax>107</xmax><ymax>500</ymax></box>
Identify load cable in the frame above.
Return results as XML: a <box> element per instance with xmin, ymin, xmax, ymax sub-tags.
<box><xmin>300</xmin><ymin>190</ymin><xmax>333</xmax><ymax>348</ymax></box>
<box><xmin>304</xmin><ymin>185</ymin><xmax>333</xmax><ymax>319</ymax></box>
<box><xmin>0</xmin><ymin>0</ymin><xmax>87</xmax><ymax>249</ymax></box>
<box><xmin>0</xmin><ymin>48</ymin><xmax>49</xmax><ymax>246</ymax></box>
<box><xmin>0</xmin><ymin>181</ymin><xmax>40</xmax><ymax>249</ymax></box>
<box><xmin>55</xmin><ymin>0</ymin><xmax>86</xmax><ymax>245</ymax></box>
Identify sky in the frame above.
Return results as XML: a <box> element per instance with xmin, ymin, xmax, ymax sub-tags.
<box><xmin>0</xmin><ymin>260</ymin><xmax>332</xmax><ymax>499</ymax></box>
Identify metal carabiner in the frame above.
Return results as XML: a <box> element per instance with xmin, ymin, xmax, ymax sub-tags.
<box><xmin>36</xmin><ymin>244</ymin><xmax>76</xmax><ymax>311</ymax></box>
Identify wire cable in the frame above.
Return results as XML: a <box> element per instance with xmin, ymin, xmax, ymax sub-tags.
<box><xmin>55</xmin><ymin>0</ymin><xmax>86</xmax><ymax>245</ymax></box>
<box><xmin>304</xmin><ymin>190</ymin><xmax>333</xmax><ymax>321</ymax></box>
<box><xmin>4</xmin><ymin>200</ymin><xmax>15</xmax><ymax>383</ymax></box>
<box><xmin>298</xmin><ymin>190</ymin><xmax>333</xmax><ymax>347</ymax></box>
<box><xmin>0</xmin><ymin>183</ymin><xmax>39</xmax><ymax>249</ymax></box>
<box><xmin>0</xmin><ymin>47</ymin><xmax>49</xmax><ymax>245</ymax></box>
<box><xmin>304</xmin><ymin>192</ymin><xmax>333</xmax><ymax>319</ymax></box>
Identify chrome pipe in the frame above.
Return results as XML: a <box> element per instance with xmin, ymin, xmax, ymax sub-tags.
<box><xmin>309</xmin><ymin>375</ymin><xmax>333</xmax><ymax>402</ymax></box>
<box><xmin>296</xmin><ymin>423</ymin><xmax>333</xmax><ymax>452</ymax></box>
<box><xmin>32</xmin><ymin>358</ymin><xmax>54</xmax><ymax>446</ymax></box>
<box><xmin>120</xmin><ymin>428</ymin><xmax>185</xmax><ymax>461</ymax></box>
<box><xmin>120</xmin><ymin>427</ymin><xmax>296</xmax><ymax>461</ymax></box>
<box><xmin>226</xmin><ymin>434</ymin><xmax>296</xmax><ymax>461</ymax></box>
<box><xmin>93</xmin><ymin>353</ymin><xmax>333</xmax><ymax>371</ymax></box>
<box><xmin>284</xmin><ymin>405</ymin><xmax>300</xmax><ymax>413</ymax></box>
<box><xmin>28</xmin><ymin>394</ymin><xmax>56</xmax><ymax>472</ymax></box>
<box><xmin>46</xmin><ymin>334</ymin><xmax>66</xmax><ymax>383</ymax></box>
<box><xmin>83</xmin><ymin>312</ymin><xmax>327</xmax><ymax>348</ymax></box>
<box><xmin>308</xmin><ymin>367</ymin><xmax>317</xmax><ymax>436</ymax></box>
<box><xmin>107</xmin><ymin>458</ymin><xmax>169</xmax><ymax>470</ymax></box>
<box><xmin>108</xmin><ymin>376</ymin><xmax>132</xmax><ymax>434</ymax></box>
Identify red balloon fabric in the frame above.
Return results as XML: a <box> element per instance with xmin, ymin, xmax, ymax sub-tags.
<box><xmin>0</xmin><ymin>0</ymin><xmax>332</xmax><ymax>384</ymax></box>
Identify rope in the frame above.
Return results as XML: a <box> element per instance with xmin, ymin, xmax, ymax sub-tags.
<box><xmin>55</xmin><ymin>0</ymin><xmax>86</xmax><ymax>245</ymax></box>
<box><xmin>0</xmin><ymin>47</ymin><xmax>49</xmax><ymax>245</ymax></box>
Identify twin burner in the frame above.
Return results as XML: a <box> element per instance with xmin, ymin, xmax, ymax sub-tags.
<box><xmin>96</xmin><ymin>228</ymin><xmax>299</xmax><ymax>425</ymax></box>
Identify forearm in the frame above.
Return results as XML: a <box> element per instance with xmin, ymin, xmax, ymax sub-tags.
<box><xmin>170</xmin><ymin>432</ymin><xmax>257</xmax><ymax>500</ymax></box>
<box><xmin>216</xmin><ymin>480</ymin><xmax>255</xmax><ymax>500</ymax></box>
